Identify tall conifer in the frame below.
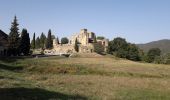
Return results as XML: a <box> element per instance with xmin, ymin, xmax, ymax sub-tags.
<box><xmin>8</xmin><ymin>16</ymin><xmax>20</xmax><ymax>56</ymax></box>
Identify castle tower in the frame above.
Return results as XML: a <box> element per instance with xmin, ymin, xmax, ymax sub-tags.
<box><xmin>80</xmin><ymin>29</ymin><xmax>89</xmax><ymax>45</ymax></box>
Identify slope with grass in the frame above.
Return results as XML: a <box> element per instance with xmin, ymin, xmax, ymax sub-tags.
<box><xmin>0</xmin><ymin>55</ymin><xmax>170</xmax><ymax>100</ymax></box>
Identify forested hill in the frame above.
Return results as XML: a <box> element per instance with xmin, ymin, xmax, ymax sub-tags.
<box><xmin>137</xmin><ymin>39</ymin><xmax>170</xmax><ymax>54</ymax></box>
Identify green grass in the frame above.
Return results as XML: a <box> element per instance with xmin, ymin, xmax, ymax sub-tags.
<box><xmin>0</xmin><ymin>56</ymin><xmax>170</xmax><ymax>100</ymax></box>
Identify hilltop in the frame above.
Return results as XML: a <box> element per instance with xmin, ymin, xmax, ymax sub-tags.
<box><xmin>137</xmin><ymin>39</ymin><xmax>170</xmax><ymax>54</ymax></box>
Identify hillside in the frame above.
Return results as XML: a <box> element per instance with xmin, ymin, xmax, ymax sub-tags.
<box><xmin>137</xmin><ymin>39</ymin><xmax>170</xmax><ymax>54</ymax></box>
<box><xmin>0</xmin><ymin>56</ymin><xmax>170</xmax><ymax>99</ymax></box>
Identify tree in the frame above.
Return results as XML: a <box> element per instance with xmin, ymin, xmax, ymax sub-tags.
<box><xmin>61</xmin><ymin>37</ymin><xmax>69</xmax><ymax>44</ymax></box>
<box><xmin>19</xmin><ymin>29</ymin><xmax>30</xmax><ymax>55</ymax></box>
<box><xmin>97</xmin><ymin>36</ymin><xmax>105</xmax><ymax>40</ymax></box>
<box><xmin>164</xmin><ymin>53</ymin><xmax>170</xmax><ymax>64</ymax></box>
<box><xmin>146</xmin><ymin>48</ymin><xmax>161</xmax><ymax>63</ymax></box>
<box><xmin>8</xmin><ymin>16</ymin><xmax>20</xmax><ymax>56</ymax></box>
<box><xmin>35</xmin><ymin>37</ymin><xmax>40</xmax><ymax>49</ymax></box>
<box><xmin>40</xmin><ymin>32</ymin><xmax>46</xmax><ymax>49</ymax></box>
<box><xmin>108</xmin><ymin>37</ymin><xmax>141</xmax><ymax>61</ymax></box>
<box><xmin>126</xmin><ymin>44</ymin><xmax>140</xmax><ymax>61</ymax></box>
<box><xmin>45</xmin><ymin>29</ymin><xmax>53</xmax><ymax>49</ymax></box>
<box><xmin>108</xmin><ymin>37</ymin><xmax>127</xmax><ymax>54</ymax></box>
<box><xmin>31</xmin><ymin>33</ymin><xmax>36</xmax><ymax>49</ymax></box>
<box><xmin>74</xmin><ymin>38</ymin><xmax>79</xmax><ymax>52</ymax></box>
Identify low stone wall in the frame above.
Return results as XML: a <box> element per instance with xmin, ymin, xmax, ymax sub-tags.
<box><xmin>53</xmin><ymin>44</ymin><xmax>75</xmax><ymax>53</ymax></box>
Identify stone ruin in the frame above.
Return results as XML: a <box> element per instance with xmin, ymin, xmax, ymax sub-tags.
<box><xmin>44</xmin><ymin>29</ymin><xmax>109</xmax><ymax>55</ymax></box>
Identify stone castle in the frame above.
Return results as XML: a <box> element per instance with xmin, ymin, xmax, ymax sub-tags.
<box><xmin>45</xmin><ymin>29</ymin><xmax>109</xmax><ymax>54</ymax></box>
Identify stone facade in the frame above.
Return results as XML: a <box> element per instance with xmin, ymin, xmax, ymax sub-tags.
<box><xmin>45</xmin><ymin>29</ymin><xmax>109</xmax><ymax>54</ymax></box>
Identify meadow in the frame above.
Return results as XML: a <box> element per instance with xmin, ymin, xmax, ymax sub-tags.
<box><xmin>0</xmin><ymin>53</ymin><xmax>170</xmax><ymax>100</ymax></box>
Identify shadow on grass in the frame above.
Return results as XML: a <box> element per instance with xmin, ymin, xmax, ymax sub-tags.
<box><xmin>0</xmin><ymin>63</ymin><xmax>23</xmax><ymax>71</ymax></box>
<box><xmin>0</xmin><ymin>87</ymin><xmax>87</xmax><ymax>100</ymax></box>
<box><xmin>0</xmin><ymin>57</ymin><xmax>25</xmax><ymax>63</ymax></box>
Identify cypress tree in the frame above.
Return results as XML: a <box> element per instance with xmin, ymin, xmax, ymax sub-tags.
<box><xmin>40</xmin><ymin>32</ymin><xmax>46</xmax><ymax>49</ymax></box>
<box><xmin>45</xmin><ymin>29</ymin><xmax>53</xmax><ymax>49</ymax></box>
<box><xmin>8</xmin><ymin>16</ymin><xmax>20</xmax><ymax>56</ymax></box>
<box><xmin>20</xmin><ymin>29</ymin><xmax>30</xmax><ymax>55</ymax></box>
<box><xmin>74</xmin><ymin>38</ymin><xmax>79</xmax><ymax>52</ymax></box>
<box><xmin>35</xmin><ymin>37</ymin><xmax>40</xmax><ymax>49</ymax></box>
<box><xmin>56</xmin><ymin>37</ymin><xmax>59</xmax><ymax>44</ymax></box>
<box><xmin>31</xmin><ymin>33</ymin><xmax>36</xmax><ymax>49</ymax></box>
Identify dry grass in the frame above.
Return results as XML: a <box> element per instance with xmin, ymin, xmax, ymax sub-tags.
<box><xmin>0</xmin><ymin>55</ymin><xmax>170</xmax><ymax>99</ymax></box>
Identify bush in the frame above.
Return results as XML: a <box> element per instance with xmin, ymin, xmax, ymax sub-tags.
<box><xmin>146</xmin><ymin>48</ymin><xmax>161</xmax><ymax>63</ymax></box>
<box><xmin>61</xmin><ymin>37</ymin><xmax>69</xmax><ymax>44</ymax></box>
<box><xmin>94</xmin><ymin>43</ymin><xmax>104</xmax><ymax>54</ymax></box>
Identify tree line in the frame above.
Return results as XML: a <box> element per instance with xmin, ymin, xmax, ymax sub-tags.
<box><xmin>107</xmin><ymin>37</ymin><xmax>170</xmax><ymax>64</ymax></box>
<box><xmin>7</xmin><ymin>16</ymin><xmax>58</xmax><ymax>56</ymax></box>
<box><xmin>30</xmin><ymin>33</ymin><xmax>69</xmax><ymax>50</ymax></box>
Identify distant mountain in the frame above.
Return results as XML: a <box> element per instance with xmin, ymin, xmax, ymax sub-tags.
<box><xmin>137</xmin><ymin>39</ymin><xmax>170</xmax><ymax>54</ymax></box>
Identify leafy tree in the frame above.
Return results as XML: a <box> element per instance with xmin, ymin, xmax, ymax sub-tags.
<box><xmin>97</xmin><ymin>36</ymin><xmax>105</xmax><ymax>40</ymax></box>
<box><xmin>40</xmin><ymin>32</ymin><xmax>46</xmax><ymax>49</ymax></box>
<box><xmin>74</xmin><ymin>38</ymin><xmax>79</xmax><ymax>52</ymax></box>
<box><xmin>126</xmin><ymin>44</ymin><xmax>140</xmax><ymax>61</ymax></box>
<box><xmin>31</xmin><ymin>33</ymin><xmax>36</xmax><ymax>49</ymax></box>
<box><xmin>35</xmin><ymin>37</ymin><xmax>40</xmax><ymax>49</ymax></box>
<box><xmin>61</xmin><ymin>37</ymin><xmax>69</xmax><ymax>44</ymax></box>
<box><xmin>45</xmin><ymin>29</ymin><xmax>53</xmax><ymax>49</ymax></box>
<box><xmin>19</xmin><ymin>29</ymin><xmax>30</xmax><ymax>55</ymax></box>
<box><xmin>108</xmin><ymin>37</ymin><xmax>127</xmax><ymax>54</ymax></box>
<box><xmin>108</xmin><ymin>37</ymin><xmax>141</xmax><ymax>61</ymax></box>
<box><xmin>164</xmin><ymin>53</ymin><xmax>170</xmax><ymax>64</ymax></box>
<box><xmin>8</xmin><ymin>16</ymin><xmax>20</xmax><ymax>56</ymax></box>
<box><xmin>146</xmin><ymin>48</ymin><xmax>161</xmax><ymax>63</ymax></box>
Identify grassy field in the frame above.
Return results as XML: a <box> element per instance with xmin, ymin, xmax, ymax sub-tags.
<box><xmin>0</xmin><ymin>54</ymin><xmax>170</xmax><ymax>100</ymax></box>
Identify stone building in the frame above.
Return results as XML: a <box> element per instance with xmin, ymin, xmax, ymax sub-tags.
<box><xmin>0</xmin><ymin>30</ymin><xmax>8</xmax><ymax>56</ymax></box>
<box><xmin>45</xmin><ymin>29</ymin><xmax>109</xmax><ymax>54</ymax></box>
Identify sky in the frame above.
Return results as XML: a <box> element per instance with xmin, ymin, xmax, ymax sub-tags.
<box><xmin>0</xmin><ymin>0</ymin><xmax>170</xmax><ymax>44</ymax></box>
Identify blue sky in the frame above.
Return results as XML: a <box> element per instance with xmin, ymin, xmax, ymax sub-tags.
<box><xmin>0</xmin><ymin>0</ymin><xmax>170</xmax><ymax>43</ymax></box>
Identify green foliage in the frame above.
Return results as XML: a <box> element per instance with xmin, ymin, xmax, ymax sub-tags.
<box><xmin>74</xmin><ymin>38</ymin><xmax>79</xmax><ymax>52</ymax></box>
<box><xmin>94</xmin><ymin>43</ymin><xmax>104</xmax><ymax>54</ymax></box>
<box><xmin>40</xmin><ymin>33</ymin><xmax>46</xmax><ymax>49</ymax></box>
<box><xmin>61</xmin><ymin>37</ymin><xmax>69</xmax><ymax>44</ymax></box>
<box><xmin>154</xmin><ymin>56</ymin><xmax>163</xmax><ymax>64</ymax></box>
<box><xmin>19</xmin><ymin>29</ymin><xmax>30</xmax><ymax>55</ymax></box>
<box><xmin>108</xmin><ymin>37</ymin><xmax>141</xmax><ymax>61</ymax></box>
<box><xmin>126</xmin><ymin>44</ymin><xmax>140</xmax><ymax>61</ymax></box>
<box><xmin>163</xmin><ymin>53</ymin><xmax>170</xmax><ymax>64</ymax></box>
<box><xmin>97</xmin><ymin>36</ymin><xmax>105</xmax><ymax>40</ymax></box>
<box><xmin>35</xmin><ymin>37</ymin><xmax>40</xmax><ymax>49</ymax></box>
<box><xmin>146</xmin><ymin>48</ymin><xmax>161</xmax><ymax>63</ymax></box>
<box><xmin>45</xmin><ymin>29</ymin><xmax>53</xmax><ymax>49</ymax></box>
<box><xmin>108</xmin><ymin>37</ymin><xmax>127</xmax><ymax>53</ymax></box>
<box><xmin>31</xmin><ymin>33</ymin><xmax>36</xmax><ymax>49</ymax></box>
<box><xmin>8</xmin><ymin>16</ymin><xmax>20</xmax><ymax>56</ymax></box>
